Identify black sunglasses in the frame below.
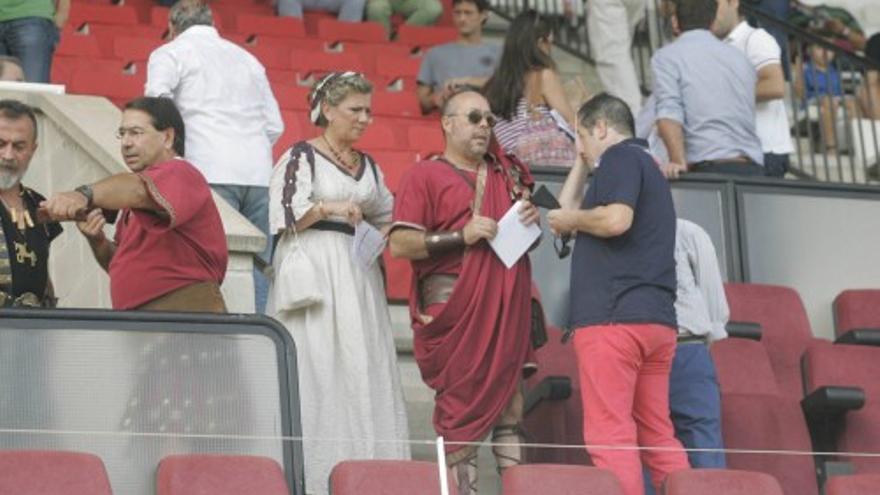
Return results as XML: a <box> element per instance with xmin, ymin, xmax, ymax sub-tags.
<box><xmin>448</xmin><ymin>110</ymin><xmax>497</xmax><ymax>127</ymax></box>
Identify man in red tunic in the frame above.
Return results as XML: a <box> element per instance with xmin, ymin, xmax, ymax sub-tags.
<box><xmin>389</xmin><ymin>89</ymin><xmax>539</xmax><ymax>493</ymax></box>
<box><xmin>40</xmin><ymin>96</ymin><xmax>228</xmax><ymax>312</ymax></box>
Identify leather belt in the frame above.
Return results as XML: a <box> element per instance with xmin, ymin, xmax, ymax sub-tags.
<box><xmin>677</xmin><ymin>334</ymin><xmax>708</xmax><ymax>345</ymax></box>
<box><xmin>418</xmin><ymin>274</ymin><xmax>457</xmax><ymax>308</ymax></box>
<box><xmin>311</xmin><ymin>220</ymin><xmax>355</xmax><ymax>236</ymax></box>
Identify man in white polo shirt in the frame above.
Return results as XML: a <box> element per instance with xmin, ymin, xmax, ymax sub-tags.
<box><xmin>714</xmin><ymin>0</ymin><xmax>794</xmax><ymax>178</ymax></box>
<box><xmin>145</xmin><ymin>0</ymin><xmax>284</xmax><ymax>313</ymax></box>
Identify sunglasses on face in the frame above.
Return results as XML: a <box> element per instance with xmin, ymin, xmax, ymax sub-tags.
<box><xmin>449</xmin><ymin>110</ymin><xmax>497</xmax><ymax>127</ymax></box>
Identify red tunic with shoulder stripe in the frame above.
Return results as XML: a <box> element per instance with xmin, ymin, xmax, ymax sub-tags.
<box><xmin>109</xmin><ymin>158</ymin><xmax>228</xmax><ymax>309</ymax></box>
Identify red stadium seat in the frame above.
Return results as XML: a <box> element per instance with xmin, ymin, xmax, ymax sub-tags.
<box><xmin>272</xmin><ymin>83</ymin><xmax>310</xmax><ymax>111</ymax></box>
<box><xmin>825</xmin><ymin>474</ymin><xmax>880</xmax><ymax>495</ymax></box>
<box><xmin>724</xmin><ymin>283</ymin><xmax>824</xmax><ymax>398</ymax></box>
<box><xmin>0</xmin><ymin>450</ymin><xmax>113</xmax><ymax>495</ymax></box>
<box><xmin>369</xmin><ymin>150</ymin><xmax>419</xmax><ymax>191</ymax></box>
<box><xmin>156</xmin><ymin>454</ymin><xmax>289</xmax><ymax>495</ymax></box>
<box><xmin>521</xmin><ymin>325</ymin><xmax>589</xmax><ymax>465</ymax></box>
<box><xmin>289</xmin><ymin>49</ymin><xmax>369</xmax><ymax>76</ymax></box>
<box><xmin>502</xmin><ymin>464</ymin><xmax>622</xmax><ymax>494</ymax></box>
<box><xmin>274</xmin><ymin>111</ymin><xmax>312</xmax><ymax>161</ymax></box>
<box><xmin>151</xmin><ymin>6</ymin><xmax>226</xmax><ymax>32</ymax></box>
<box><xmin>248</xmin><ymin>35</ymin><xmax>325</xmax><ymax>54</ymax></box>
<box><xmin>210</xmin><ymin>3</ymin><xmax>275</xmax><ymax>32</ymax></box>
<box><xmin>329</xmin><ymin>460</ymin><xmax>453</xmax><ymax>494</ymax></box>
<box><xmin>359</xmin><ymin>123</ymin><xmax>397</xmax><ymax>151</ymax></box>
<box><xmin>711</xmin><ymin>340</ymin><xmax>820</xmax><ymax>495</ymax></box>
<box><xmin>246</xmin><ymin>44</ymin><xmax>294</xmax><ymax>71</ymax></box>
<box><xmin>375</xmin><ymin>54</ymin><xmax>422</xmax><ymax>80</ymax></box>
<box><xmin>113</xmin><ymin>36</ymin><xmax>163</xmax><ymax>62</ymax></box>
<box><xmin>55</xmin><ymin>31</ymin><xmax>102</xmax><ymax>58</ymax></box>
<box><xmin>88</xmin><ymin>24</ymin><xmax>165</xmax><ymax>59</ymax></box>
<box><xmin>51</xmin><ymin>57</ymin><xmax>128</xmax><ymax>85</ymax></box>
<box><xmin>69</xmin><ymin>3</ymin><xmax>139</xmax><ymax>27</ymax></box>
<box><xmin>371</xmin><ymin>91</ymin><xmax>420</xmax><ymax>117</ymax></box>
<box><xmin>395</xmin><ymin>25</ymin><xmax>458</xmax><ymax>49</ymax></box>
<box><xmin>833</xmin><ymin>289</ymin><xmax>880</xmax><ymax>338</ymax></box>
<box><xmin>406</xmin><ymin>124</ymin><xmax>444</xmax><ymax>155</ymax></box>
<box><xmin>802</xmin><ymin>343</ymin><xmax>880</xmax><ymax>473</ymax></box>
<box><xmin>341</xmin><ymin>42</ymin><xmax>412</xmax><ymax>59</ymax></box>
<box><xmin>235</xmin><ymin>13</ymin><xmax>306</xmax><ymax>38</ymax></box>
<box><xmin>664</xmin><ymin>469</ymin><xmax>784</xmax><ymax>495</ymax></box>
<box><xmin>68</xmin><ymin>68</ymin><xmax>145</xmax><ymax>101</ymax></box>
<box><xmin>316</xmin><ymin>18</ymin><xmax>386</xmax><ymax>43</ymax></box>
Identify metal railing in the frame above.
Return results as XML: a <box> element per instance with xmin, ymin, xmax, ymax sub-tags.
<box><xmin>486</xmin><ymin>0</ymin><xmax>880</xmax><ymax>184</ymax></box>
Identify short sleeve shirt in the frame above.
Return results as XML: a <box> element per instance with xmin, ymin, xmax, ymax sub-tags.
<box><xmin>0</xmin><ymin>0</ymin><xmax>54</xmax><ymax>21</ymax></box>
<box><xmin>109</xmin><ymin>159</ymin><xmax>228</xmax><ymax>309</ymax></box>
<box><xmin>568</xmin><ymin>138</ymin><xmax>678</xmax><ymax>330</ymax></box>
<box><xmin>417</xmin><ymin>42</ymin><xmax>501</xmax><ymax>89</ymax></box>
<box><xmin>725</xmin><ymin>21</ymin><xmax>794</xmax><ymax>154</ymax></box>
<box><xmin>0</xmin><ymin>187</ymin><xmax>62</xmax><ymax>297</ymax></box>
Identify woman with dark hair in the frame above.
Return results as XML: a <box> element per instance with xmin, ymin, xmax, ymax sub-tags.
<box><xmin>483</xmin><ymin>9</ymin><xmax>580</xmax><ymax>168</ymax></box>
<box><xmin>268</xmin><ymin>72</ymin><xmax>410</xmax><ymax>495</ymax></box>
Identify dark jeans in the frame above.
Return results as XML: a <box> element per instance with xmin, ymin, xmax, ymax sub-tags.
<box><xmin>691</xmin><ymin>160</ymin><xmax>765</xmax><ymax>176</ymax></box>
<box><xmin>0</xmin><ymin>17</ymin><xmax>58</xmax><ymax>83</ymax></box>
<box><xmin>212</xmin><ymin>184</ymin><xmax>271</xmax><ymax>315</ymax></box>
<box><xmin>763</xmin><ymin>153</ymin><xmax>790</xmax><ymax>178</ymax></box>
<box><xmin>644</xmin><ymin>342</ymin><xmax>726</xmax><ymax>495</ymax></box>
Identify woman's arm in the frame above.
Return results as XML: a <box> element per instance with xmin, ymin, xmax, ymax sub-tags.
<box><xmin>540</xmin><ymin>68</ymin><xmax>577</xmax><ymax>125</ymax></box>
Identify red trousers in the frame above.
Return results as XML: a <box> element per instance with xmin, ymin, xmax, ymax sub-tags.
<box><xmin>574</xmin><ymin>323</ymin><xmax>690</xmax><ymax>495</ymax></box>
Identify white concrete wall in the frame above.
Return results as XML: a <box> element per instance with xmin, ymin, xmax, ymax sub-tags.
<box><xmin>0</xmin><ymin>89</ymin><xmax>265</xmax><ymax>313</ymax></box>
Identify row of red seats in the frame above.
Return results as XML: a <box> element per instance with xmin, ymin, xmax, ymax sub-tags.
<box><xmin>71</xmin><ymin>1</ymin><xmax>457</xmax><ymax>46</ymax></box>
<box><xmin>57</xmin><ymin>32</ymin><xmax>426</xmax><ymax>81</ymax></box>
<box><xmin>6</xmin><ymin>449</ymin><xmax>859</xmax><ymax>495</ymax></box>
<box><xmin>522</xmin><ymin>283</ymin><xmax>880</xmax><ymax>495</ymax></box>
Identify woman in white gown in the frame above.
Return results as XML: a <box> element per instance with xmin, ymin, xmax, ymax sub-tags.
<box><xmin>268</xmin><ymin>72</ymin><xmax>410</xmax><ymax>495</ymax></box>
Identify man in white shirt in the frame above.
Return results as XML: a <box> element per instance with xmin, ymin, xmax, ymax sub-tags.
<box><xmin>714</xmin><ymin>0</ymin><xmax>794</xmax><ymax>177</ymax></box>
<box><xmin>146</xmin><ymin>0</ymin><xmax>284</xmax><ymax>313</ymax></box>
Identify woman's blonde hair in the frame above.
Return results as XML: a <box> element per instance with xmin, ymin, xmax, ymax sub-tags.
<box><xmin>309</xmin><ymin>72</ymin><xmax>373</xmax><ymax>127</ymax></box>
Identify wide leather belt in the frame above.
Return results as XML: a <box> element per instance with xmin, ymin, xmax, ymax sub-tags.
<box><xmin>418</xmin><ymin>274</ymin><xmax>458</xmax><ymax>308</ymax></box>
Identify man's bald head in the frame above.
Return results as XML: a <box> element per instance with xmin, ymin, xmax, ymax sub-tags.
<box><xmin>440</xmin><ymin>88</ymin><xmax>492</xmax><ymax>160</ymax></box>
<box><xmin>441</xmin><ymin>88</ymin><xmax>489</xmax><ymax>116</ymax></box>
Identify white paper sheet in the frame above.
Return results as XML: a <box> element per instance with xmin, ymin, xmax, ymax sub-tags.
<box><xmin>351</xmin><ymin>221</ymin><xmax>386</xmax><ymax>271</ymax></box>
<box><xmin>488</xmin><ymin>200</ymin><xmax>542</xmax><ymax>269</ymax></box>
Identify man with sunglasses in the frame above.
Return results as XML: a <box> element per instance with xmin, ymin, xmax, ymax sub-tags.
<box><xmin>548</xmin><ymin>93</ymin><xmax>689</xmax><ymax>495</ymax></box>
<box><xmin>389</xmin><ymin>89</ymin><xmax>539</xmax><ymax>494</ymax></box>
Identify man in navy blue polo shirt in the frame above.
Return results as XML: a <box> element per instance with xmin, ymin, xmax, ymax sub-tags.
<box><xmin>548</xmin><ymin>93</ymin><xmax>689</xmax><ymax>495</ymax></box>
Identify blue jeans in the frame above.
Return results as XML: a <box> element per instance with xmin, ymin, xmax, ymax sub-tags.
<box><xmin>644</xmin><ymin>342</ymin><xmax>725</xmax><ymax>495</ymax></box>
<box><xmin>0</xmin><ymin>17</ymin><xmax>58</xmax><ymax>83</ymax></box>
<box><xmin>763</xmin><ymin>153</ymin><xmax>790</xmax><ymax>178</ymax></box>
<box><xmin>212</xmin><ymin>185</ymin><xmax>271</xmax><ymax>314</ymax></box>
<box><xmin>277</xmin><ymin>0</ymin><xmax>366</xmax><ymax>21</ymax></box>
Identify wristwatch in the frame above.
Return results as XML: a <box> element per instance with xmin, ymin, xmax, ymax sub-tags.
<box><xmin>75</xmin><ymin>184</ymin><xmax>94</xmax><ymax>208</ymax></box>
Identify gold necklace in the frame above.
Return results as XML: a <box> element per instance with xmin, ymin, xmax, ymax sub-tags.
<box><xmin>0</xmin><ymin>192</ymin><xmax>33</xmax><ymax>231</ymax></box>
<box><xmin>322</xmin><ymin>134</ymin><xmax>360</xmax><ymax>173</ymax></box>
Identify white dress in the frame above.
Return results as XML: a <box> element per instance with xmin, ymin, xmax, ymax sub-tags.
<box><xmin>267</xmin><ymin>142</ymin><xmax>411</xmax><ymax>495</ymax></box>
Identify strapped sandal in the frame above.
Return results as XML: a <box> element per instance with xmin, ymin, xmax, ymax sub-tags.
<box><xmin>453</xmin><ymin>452</ymin><xmax>479</xmax><ymax>495</ymax></box>
<box><xmin>491</xmin><ymin>423</ymin><xmax>524</xmax><ymax>474</ymax></box>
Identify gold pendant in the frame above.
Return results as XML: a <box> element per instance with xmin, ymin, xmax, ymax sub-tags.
<box><xmin>14</xmin><ymin>241</ymin><xmax>37</xmax><ymax>268</ymax></box>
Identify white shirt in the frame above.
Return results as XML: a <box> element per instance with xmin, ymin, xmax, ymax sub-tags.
<box><xmin>145</xmin><ymin>25</ymin><xmax>284</xmax><ymax>186</ymax></box>
<box><xmin>726</xmin><ymin>21</ymin><xmax>794</xmax><ymax>155</ymax></box>
<box><xmin>675</xmin><ymin>219</ymin><xmax>729</xmax><ymax>342</ymax></box>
